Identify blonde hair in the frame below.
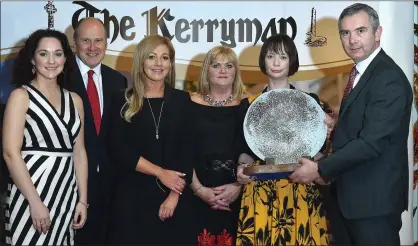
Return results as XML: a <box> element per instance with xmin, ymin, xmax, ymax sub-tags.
<box><xmin>123</xmin><ymin>34</ymin><xmax>176</xmax><ymax>122</ymax></box>
<box><xmin>197</xmin><ymin>46</ymin><xmax>245</xmax><ymax>100</ymax></box>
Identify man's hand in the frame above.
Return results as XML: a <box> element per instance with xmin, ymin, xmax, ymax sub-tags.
<box><xmin>289</xmin><ymin>157</ymin><xmax>320</xmax><ymax>184</ymax></box>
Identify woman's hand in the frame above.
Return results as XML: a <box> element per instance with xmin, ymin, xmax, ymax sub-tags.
<box><xmin>196</xmin><ymin>186</ymin><xmax>217</xmax><ymax>206</ymax></box>
<box><xmin>237</xmin><ymin>153</ymin><xmax>255</xmax><ymax>185</ymax></box>
<box><xmin>29</xmin><ymin>200</ymin><xmax>51</xmax><ymax>234</ymax></box>
<box><xmin>209</xmin><ymin>183</ymin><xmax>241</xmax><ymax>211</ymax></box>
<box><xmin>158</xmin><ymin>168</ymin><xmax>186</xmax><ymax>194</ymax></box>
<box><xmin>72</xmin><ymin>202</ymin><xmax>88</xmax><ymax>229</ymax></box>
<box><xmin>236</xmin><ymin>165</ymin><xmax>253</xmax><ymax>185</ymax></box>
<box><xmin>159</xmin><ymin>191</ymin><xmax>179</xmax><ymax>221</ymax></box>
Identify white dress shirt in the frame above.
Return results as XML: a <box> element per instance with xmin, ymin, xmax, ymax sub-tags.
<box><xmin>352</xmin><ymin>46</ymin><xmax>382</xmax><ymax>88</ymax></box>
<box><xmin>75</xmin><ymin>56</ymin><xmax>104</xmax><ymax>116</ymax></box>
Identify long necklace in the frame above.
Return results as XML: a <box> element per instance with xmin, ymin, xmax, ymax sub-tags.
<box><xmin>146</xmin><ymin>98</ymin><xmax>164</xmax><ymax>140</ymax></box>
<box><xmin>204</xmin><ymin>94</ymin><xmax>233</xmax><ymax>107</ymax></box>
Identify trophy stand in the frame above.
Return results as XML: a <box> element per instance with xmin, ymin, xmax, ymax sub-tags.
<box><xmin>243</xmin><ymin>157</ymin><xmax>306</xmax><ymax>180</ymax></box>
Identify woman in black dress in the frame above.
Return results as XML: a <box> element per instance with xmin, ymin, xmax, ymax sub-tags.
<box><xmin>107</xmin><ymin>34</ymin><xmax>194</xmax><ymax>245</ymax></box>
<box><xmin>189</xmin><ymin>46</ymin><xmax>248</xmax><ymax>245</ymax></box>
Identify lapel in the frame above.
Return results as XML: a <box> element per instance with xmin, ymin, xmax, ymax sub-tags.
<box><xmin>69</xmin><ymin>61</ymin><xmax>100</xmax><ymax>140</ymax></box>
<box><xmin>339</xmin><ymin>50</ymin><xmax>384</xmax><ymax>120</ymax></box>
<box><xmin>71</xmin><ymin>66</ymin><xmax>93</xmax><ymax>116</ymax></box>
<box><xmin>99</xmin><ymin>65</ymin><xmax>113</xmax><ymax>138</ymax></box>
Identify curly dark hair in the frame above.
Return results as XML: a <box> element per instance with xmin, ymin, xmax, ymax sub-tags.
<box><xmin>11</xmin><ymin>29</ymin><xmax>75</xmax><ymax>89</ymax></box>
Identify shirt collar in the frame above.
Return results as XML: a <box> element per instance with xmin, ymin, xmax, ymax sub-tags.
<box><xmin>355</xmin><ymin>46</ymin><xmax>381</xmax><ymax>75</ymax></box>
<box><xmin>75</xmin><ymin>55</ymin><xmax>101</xmax><ymax>77</ymax></box>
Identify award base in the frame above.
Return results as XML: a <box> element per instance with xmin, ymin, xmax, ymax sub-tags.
<box><xmin>243</xmin><ymin>158</ymin><xmax>305</xmax><ymax>181</ymax></box>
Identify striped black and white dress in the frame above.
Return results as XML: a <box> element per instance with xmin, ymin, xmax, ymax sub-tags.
<box><xmin>5</xmin><ymin>84</ymin><xmax>81</xmax><ymax>245</ymax></box>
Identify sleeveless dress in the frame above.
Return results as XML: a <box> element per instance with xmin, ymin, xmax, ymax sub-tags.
<box><xmin>236</xmin><ymin>86</ymin><xmax>329</xmax><ymax>246</ymax></box>
<box><xmin>5</xmin><ymin>85</ymin><xmax>81</xmax><ymax>245</ymax></box>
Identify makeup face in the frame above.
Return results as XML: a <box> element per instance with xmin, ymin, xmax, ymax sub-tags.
<box><xmin>143</xmin><ymin>44</ymin><xmax>172</xmax><ymax>84</ymax></box>
<box><xmin>208</xmin><ymin>56</ymin><xmax>236</xmax><ymax>88</ymax></box>
<box><xmin>264</xmin><ymin>48</ymin><xmax>290</xmax><ymax>80</ymax></box>
<box><xmin>32</xmin><ymin>37</ymin><xmax>66</xmax><ymax>81</ymax></box>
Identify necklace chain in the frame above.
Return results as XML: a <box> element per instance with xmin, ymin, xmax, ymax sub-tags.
<box><xmin>204</xmin><ymin>94</ymin><xmax>233</xmax><ymax>107</ymax></box>
<box><xmin>146</xmin><ymin>98</ymin><xmax>164</xmax><ymax>140</ymax></box>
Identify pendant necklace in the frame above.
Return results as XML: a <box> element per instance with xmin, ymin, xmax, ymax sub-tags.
<box><xmin>146</xmin><ymin>98</ymin><xmax>164</xmax><ymax>140</ymax></box>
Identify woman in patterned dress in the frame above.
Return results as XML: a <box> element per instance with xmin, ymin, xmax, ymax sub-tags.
<box><xmin>3</xmin><ymin>29</ymin><xmax>88</xmax><ymax>245</ymax></box>
<box><xmin>235</xmin><ymin>34</ymin><xmax>330</xmax><ymax>246</ymax></box>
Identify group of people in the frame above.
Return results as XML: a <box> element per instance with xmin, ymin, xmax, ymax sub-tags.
<box><xmin>2</xmin><ymin>3</ymin><xmax>412</xmax><ymax>246</ymax></box>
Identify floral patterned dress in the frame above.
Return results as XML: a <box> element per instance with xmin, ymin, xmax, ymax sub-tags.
<box><xmin>236</xmin><ymin>88</ymin><xmax>329</xmax><ymax>246</ymax></box>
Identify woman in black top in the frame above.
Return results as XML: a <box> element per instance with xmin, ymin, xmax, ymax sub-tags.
<box><xmin>190</xmin><ymin>46</ymin><xmax>248</xmax><ymax>245</ymax></box>
<box><xmin>107</xmin><ymin>34</ymin><xmax>194</xmax><ymax>245</ymax></box>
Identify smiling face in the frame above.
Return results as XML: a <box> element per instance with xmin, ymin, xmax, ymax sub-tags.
<box><xmin>74</xmin><ymin>18</ymin><xmax>107</xmax><ymax>69</ymax></box>
<box><xmin>264</xmin><ymin>47</ymin><xmax>290</xmax><ymax>80</ymax></box>
<box><xmin>32</xmin><ymin>37</ymin><xmax>66</xmax><ymax>81</ymax></box>
<box><xmin>207</xmin><ymin>56</ymin><xmax>236</xmax><ymax>88</ymax></box>
<box><xmin>339</xmin><ymin>10</ymin><xmax>381</xmax><ymax>63</ymax></box>
<box><xmin>143</xmin><ymin>44</ymin><xmax>172</xmax><ymax>84</ymax></box>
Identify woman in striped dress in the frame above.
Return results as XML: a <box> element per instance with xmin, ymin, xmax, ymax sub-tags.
<box><xmin>3</xmin><ymin>29</ymin><xmax>88</xmax><ymax>245</ymax></box>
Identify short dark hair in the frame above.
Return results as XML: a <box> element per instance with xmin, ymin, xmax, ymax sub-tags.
<box><xmin>259</xmin><ymin>34</ymin><xmax>299</xmax><ymax>77</ymax></box>
<box><xmin>73</xmin><ymin>17</ymin><xmax>107</xmax><ymax>40</ymax></box>
<box><xmin>12</xmin><ymin>29</ymin><xmax>75</xmax><ymax>89</ymax></box>
<box><xmin>338</xmin><ymin>3</ymin><xmax>380</xmax><ymax>33</ymax></box>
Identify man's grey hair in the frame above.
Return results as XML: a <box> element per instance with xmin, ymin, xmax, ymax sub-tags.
<box><xmin>338</xmin><ymin>3</ymin><xmax>380</xmax><ymax>33</ymax></box>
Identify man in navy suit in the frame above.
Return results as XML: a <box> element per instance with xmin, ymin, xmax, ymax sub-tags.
<box><xmin>70</xmin><ymin>17</ymin><xmax>127</xmax><ymax>245</ymax></box>
<box><xmin>290</xmin><ymin>3</ymin><xmax>412</xmax><ymax>245</ymax></box>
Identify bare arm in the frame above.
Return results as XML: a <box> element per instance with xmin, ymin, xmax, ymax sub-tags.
<box><xmin>71</xmin><ymin>93</ymin><xmax>88</xmax><ymax>205</ymax></box>
<box><xmin>3</xmin><ymin>89</ymin><xmax>40</xmax><ymax>205</ymax></box>
<box><xmin>190</xmin><ymin>169</ymin><xmax>203</xmax><ymax>192</ymax></box>
<box><xmin>3</xmin><ymin>88</ymin><xmax>50</xmax><ymax>233</ymax></box>
<box><xmin>70</xmin><ymin>92</ymin><xmax>88</xmax><ymax>229</ymax></box>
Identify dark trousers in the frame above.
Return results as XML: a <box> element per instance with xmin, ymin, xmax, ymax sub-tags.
<box><xmin>329</xmin><ymin>190</ymin><xmax>402</xmax><ymax>245</ymax></box>
<box><xmin>75</xmin><ymin>172</ymin><xmax>112</xmax><ymax>245</ymax></box>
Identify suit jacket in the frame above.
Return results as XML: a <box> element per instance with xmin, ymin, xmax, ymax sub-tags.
<box><xmin>318</xmin><ymin>50</ymin><xmax>413</xmax><ymax>219</ymax></box>
<box><xmin>68</xmin><ymin>63</ymin><xmax>127</xmax><ymax>207</ymax></box>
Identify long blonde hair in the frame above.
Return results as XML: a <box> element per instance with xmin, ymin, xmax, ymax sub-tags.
<box><xmin>124</xmin><ymin>35</ymin><xmax>176</xmax><ymax>122</ymax></box>
<box><xmin>197</xmin><ymin>46</ymin><xmax>245</xmax><ymax>100</ymax></box>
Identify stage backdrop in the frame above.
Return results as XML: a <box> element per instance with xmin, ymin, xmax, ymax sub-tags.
<box><xmin>0</xmin><ymin>1</ymin><xmax>416</xmax><ymax>244</ymax></box>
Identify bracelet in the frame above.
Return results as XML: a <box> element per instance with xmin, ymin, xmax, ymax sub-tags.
<box><xmin>193</xmin><ymin>185</ymin><xmax>203</xmax><ymax>195</ymax></box>
<box><xmin>156</xmin><ymin>168</ymin><xmax>163</xmax><ymax>179</ymax></box>
<box><xmin>78</xmin><ymin>201</ymin><xmax>89</xmax><ymax>208</ymax></box>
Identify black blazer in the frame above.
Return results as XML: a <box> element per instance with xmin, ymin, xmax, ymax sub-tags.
<box><xmin>68</xmin><ymin>63</ymin><xmax>127</xmax><ymax>206</ymax></box>
<box><xmin>318</xmin><ymin>50</ymin><xmax>413</xmax><ymax>219</ymax></box>
<box><xmin>107</xmin><ymin>85</ymin><xmax>195</xmax><ymax>185</ymax></box>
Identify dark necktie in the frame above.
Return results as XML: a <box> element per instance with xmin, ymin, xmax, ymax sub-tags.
<box><xmin>87</xmin><ymin>70</ymin><xmax>101</xmax><ymax>135</ymax></box>
<box><xmin>342</xmin><ymin>66</ymin><xmax>358</xmax><ymax>101</ymax></box>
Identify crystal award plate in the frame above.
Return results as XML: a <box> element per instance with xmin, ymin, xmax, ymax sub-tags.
<box><xmin>243</xmin><ymin>88</ymin><xmax>326</xmax><ymax>180</ymax></box>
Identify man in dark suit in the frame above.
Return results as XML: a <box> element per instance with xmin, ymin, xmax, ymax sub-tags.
<box><xmin>290</xmin><ymin>3</ymin><xmax>412</xmax><ymax>245</ymax></box>
<box><xmin>69</xmin><ymin>17</ymin><xmax>127</xmax><ymax>245</ymax></box>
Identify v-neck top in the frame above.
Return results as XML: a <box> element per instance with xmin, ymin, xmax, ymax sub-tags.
<box><xmin>22</xmin><ymin>84</ymin><xmax>81</xmax><ymax>152</ymax></box>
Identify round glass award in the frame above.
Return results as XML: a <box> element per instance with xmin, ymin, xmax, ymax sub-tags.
<box><xmin>243</xmin><ymin>88</ymin><xmax>326</xmax><ymax>180</ymax></box>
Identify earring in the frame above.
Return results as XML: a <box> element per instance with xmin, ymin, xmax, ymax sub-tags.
<box><xmin>32</xmin><ymin>66</ymin><xmax>36</xmax><ymax>74</ymax></box>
